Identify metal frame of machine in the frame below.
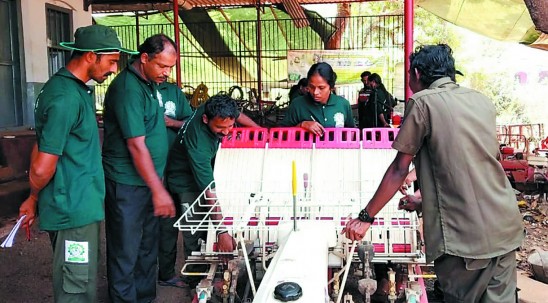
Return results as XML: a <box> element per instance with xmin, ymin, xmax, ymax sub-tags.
<box><xmin>175</xmin><ymin>127</ymin><xmax>429</xmax><ymax>303</ymax></box>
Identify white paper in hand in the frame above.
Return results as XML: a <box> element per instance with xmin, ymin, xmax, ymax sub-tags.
<box><xmin>1</xmin><ymin>215</ymin><xmax>27</xmax><ymax>248</ymax></box>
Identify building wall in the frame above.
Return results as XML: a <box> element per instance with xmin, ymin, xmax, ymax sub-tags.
<box><xmin>20</xmin><ymin>0</ymin><xmax>92</xmax><ymax>125</ymax></box>
<box><xmin>21</xmin><ymin>0</ymin><xmax>91</xmax><ymax>83</ymax></box>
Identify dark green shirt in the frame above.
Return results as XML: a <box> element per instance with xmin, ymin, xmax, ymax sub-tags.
<box><xmin>165</xmin><ymin>106</ymin><xmax>222</xmax><ymax>194</ymax></box>
<box><xmin>34</xmin><ymin>68</ymin><xmax>105</xmax><ymax>231</ymax></box>
<box><xmin>279</xmin><ymin>94</ymin><xmax>355</xmax><ymax>127</ymax></box>
<box><xmin>358</xmin><ymin>88</ymin><xmax>387</xmax><ymax>128</ymax></box>
<box><xmin>158</xmin><ymin>81</ymin><xmax>193</xmax><ymax>144</ymax></box>
<box><xmin>102</xmin><ymin>64</ymin><xmax>168</xmax><ymax>186</ymax></box>
<box><xmin>393</xmin><ymin>77</ymin><xmax>523</xmax><ymax>263</ymax></box>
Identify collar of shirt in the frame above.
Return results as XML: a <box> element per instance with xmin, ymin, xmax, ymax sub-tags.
<box><xmin>428</xmin><ymin>77</ymin><xmax>455</xmax><ymax>89</ymax></box>
<box><xmin>305</xmin><ymin>93</ymin><xmax>337</xmax><ymax>107</ymax></box>
<box><xmin>157</xmin><ymin>81</ymin><xmax>174</xmax><ymax>91</ymax></box>
<box><xmin>184</xmin><ymin>106</ymin><xmax>220</xmax><ymax>142</ymax></box>
<box><xmin>127</xmin><ymin>62</ymin><xmax>157</xmax><ymax>87</ymax></box>
<box><xmin>55</xmin><ymin>67</ymin><xmax>94</xmax><ymax>92</ymax></box>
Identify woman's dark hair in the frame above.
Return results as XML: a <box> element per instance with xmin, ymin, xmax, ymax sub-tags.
<box><xmin>288</xmin><ymin>78</ymin><xmax>308</xmax><ymax>100</ymax></box>
<box><xmin>137</xmin><ymin>34</ymin><xmax>177</xmax><ymax>59</ymax></box>
<box><xmin>204</xmin><ymin>94</ymin><xmax>239</xmax><ymax>120</ymax></box>
<box><xmin>409</xmin><ymin>44</ymin><xmax>457</xmax><ymax>87</ymax></box>
<box><xmin>307</xmin><ymin>62</ymin><xmax>337</xmax><ymax>88</ymax></box>
<box><xmin>368</xmin><ymin>73</ymin><xmax>382</xmax><ymax>86</ymax></box>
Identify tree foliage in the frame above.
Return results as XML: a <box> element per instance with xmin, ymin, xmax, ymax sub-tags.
<box><xmin>350</xmin><ymin>2</ymin><xmax>460</xmax><ymax>49</ymax></box>
<box><xmin>349</xmin><ymin>1</ymin><xmax>533</xmax><ymax>125</ymax></box>
<box><xmin>468</xmin><ymin>72</ymin><xmax>529</xmax><ymax>124</ymax></box>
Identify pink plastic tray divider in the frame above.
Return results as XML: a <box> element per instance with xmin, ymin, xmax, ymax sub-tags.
<box><xmin>362</xmin><ymin>128</ymin><xmax>400</xmax><ymax>149</ymax></box>
<box><xmin>268</xmin><ymin>127</ymin><xmax>313</xmax><ymax>148</ymax></box>
<box><xmin>221</xmin><ymin>127</ymin><xmax>268</xmax><ymax>148</ymax></box>
<box><xmin>315</xmin><ymin>128</ymin><xmax>361</xmax><ymax>149</ymax></box>
<box><xmin>221</xmin><ymin>127</ymin><xmax>400</xmax><ymax>149</ymax></box>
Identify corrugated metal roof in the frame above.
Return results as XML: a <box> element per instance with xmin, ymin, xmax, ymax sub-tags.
<box><xmin>89</xmin><ymin>0</ymin><xmax>379</xmax><ymax>13</ymax></box>
<box><xmin>281</xmin><ymin>0</ymin><xmax>309</xmax><ymax>27</ymax></box>
<box><xmin>182</xmin><ymin>0</ymin><xmax>367</xmax><ymax>7</ymax></box>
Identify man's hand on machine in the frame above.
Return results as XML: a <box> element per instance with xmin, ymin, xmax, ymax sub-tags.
<box><xmin>217</xmin><ymin>232</ymin><xmax>236</xmax><ymax>253</ymax></box>
<box><xmin>342</xmin><ymin>218</ymin><xmax>371</xmax><ymax>242</ymax></box>
<box><xmin>217</xmin><ymin>232</ymin><xmax>236</xmax><ymax>264</ymax></box>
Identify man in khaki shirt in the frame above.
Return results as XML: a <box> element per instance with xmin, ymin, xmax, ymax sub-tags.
<box><xmin>344</xmin><ymin>44</ymin><xmax>523</xmax><ymax>303</ymax></box>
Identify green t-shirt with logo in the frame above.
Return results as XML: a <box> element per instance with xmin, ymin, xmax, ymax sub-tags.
<box><xmin>157</xmin><ymin>82</ymin><xmax>193</xmax><ymax>144</ymax></box>
<box><xmin>34</xmin><ymin>68</ymin><xmax>105</xmax><ymax>231</ymax></box>
<box><xmin>102</xmin><ymin>64</ymin><xmax>168</xmax><ymax>186</ymax></box>
<box><xmin>165</xmin><ymin>105</ymin><xmax>223</xmax><ymax>194</ymax></box>
<box><xmin>279</xmin><ymin>93</ymin><xmax>355</xmax><ymax>127</ymax></box>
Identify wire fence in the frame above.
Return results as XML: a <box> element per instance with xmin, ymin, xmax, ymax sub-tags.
<box><xmin>95</xmin><ymin>14</ymin><xmax>404</xmax><ymax>111</ymax></box>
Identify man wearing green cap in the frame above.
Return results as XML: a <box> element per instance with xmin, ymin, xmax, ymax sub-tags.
<box><xmin>101</xmin><ymin>34</ymin><xmax>178</xmax><ymax>303</ymax></box>
<box><xmin>18</xmin><ymin>24</ymin><xmax>136</xmax><ymax>303</ymax></box>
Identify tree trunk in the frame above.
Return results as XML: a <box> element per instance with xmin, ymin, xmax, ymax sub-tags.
<box><xmin>325</xmin><ymin>3</ymin><xmax>351</xmax><ymax>50</ymax></box>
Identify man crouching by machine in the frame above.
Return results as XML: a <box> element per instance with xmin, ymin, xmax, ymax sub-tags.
<box><xmin>344</xmin><ymin>44</ymin><xmax>524</xmax><ymax>303</ymax></box>
<box><xmin>164</xmin><ymin>94</ymin><xmax>239</xmax><ymax>287</ymax></box>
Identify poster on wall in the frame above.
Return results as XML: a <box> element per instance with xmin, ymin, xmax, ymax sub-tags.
<box><xmin>287</xmin><ymin>49</ymin><xmax>387</xmax><ymax>85</ymax></box>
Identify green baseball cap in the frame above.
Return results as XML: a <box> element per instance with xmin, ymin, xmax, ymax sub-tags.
<box><xmin>60</xmin><ymin>24</ymin><xmax>138</xmax><ymax>54</ymax></box>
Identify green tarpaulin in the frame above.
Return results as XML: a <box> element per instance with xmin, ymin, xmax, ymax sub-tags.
<box><xmin>417</xmin><ymin>0</ymin><xmax>547</xmax><ymax>50</ymax></box>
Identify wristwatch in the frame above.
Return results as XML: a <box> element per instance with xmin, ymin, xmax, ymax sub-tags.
<box><xmin>358</xmin><ymin>209</ymin><xmax>375</xmax><ymax>224</ymax></box>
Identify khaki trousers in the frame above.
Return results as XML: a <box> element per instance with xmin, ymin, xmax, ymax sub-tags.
<box><xmin>434</xmin><ymin>250</ymin><xmax>517</xmax><ymax>303</ymax></box>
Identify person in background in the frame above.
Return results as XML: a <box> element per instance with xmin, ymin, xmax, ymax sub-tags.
<box><xmin>369</xmin><ymin>73</ymin><xmax>397</xmax><ymax>126</ymax></box>
<box><xmin>360</xmin><ymin>70</ymin><xmax>371</xmax><ymax>91</ymax></box>
<box><xmin>344</xmin><ymin>44</ymin><xmax>523</xmax><ymax>303</ymax></box>
<box><xmin>357</xmin><ymin>70</ymin><xmax>373</xmax><ymax>129</ymax></box>
<box><xmin>101</xmin><ymin>34</ymin><xmax>177</xmax><ymax>303</ymax></box>
<box><xmin>288</xmin><ymin>78</ymin><xmax>308</xmax><ymax>102</ymax></box>
<box><xmin>358</xmin><ymin>73</ymin><xmax>391</xmax><ymax>129</ymax></box>
<box><xmin>279</xmin><ymin>62</ymin><xmax>355</xmax><ymax>136</ymax></box>
<box><xmin>18</xmin><ymin>25</ymin><xmax>136</xmax><ymax>303</ymax></box>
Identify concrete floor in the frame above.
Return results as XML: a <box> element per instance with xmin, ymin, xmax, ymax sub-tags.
<box><xmin>0</xmin><ymin>218</ymin><xmax>192</xmax><ymax>303</ymax></box>
<box><xmin>1</xmin><ymin>216</ymin><xmax>547</xmax><ymax>303</ymax></box>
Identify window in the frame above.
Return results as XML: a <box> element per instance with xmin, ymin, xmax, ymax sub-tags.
<box><xmin>46</xmin><ymin>5</ymin><xmax>72</xmax><ymax>76</ymax></box>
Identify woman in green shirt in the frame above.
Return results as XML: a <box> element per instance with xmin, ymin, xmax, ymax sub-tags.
<box><xmin>279</xmin><ymin>62</ymin><xmax>355</xmax><ymax>136</ymax></box>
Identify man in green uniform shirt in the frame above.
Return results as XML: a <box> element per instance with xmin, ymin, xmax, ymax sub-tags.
<box><xmin>158</xmin><ymin>93</ymin><xmax>259</xmax><ymax>287</ymax></box>
<box><xmin>164</xmin><ymin>95</ymin><xmax>239</xmax><ymax>282</ymax></box>
<box><xmin>18</xmin><ymin>25</ymin><xmax>136</xmax><ymax>303</ymax></box>
<box><xmin>344</xmin><ymin>44</ymin><xmax>523</xmax><ymax>303</ymax></box>
<box><xmin>102</xmin><ymin>34</ymin><xmax>177</xmax><ymax>303</ymax></box>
